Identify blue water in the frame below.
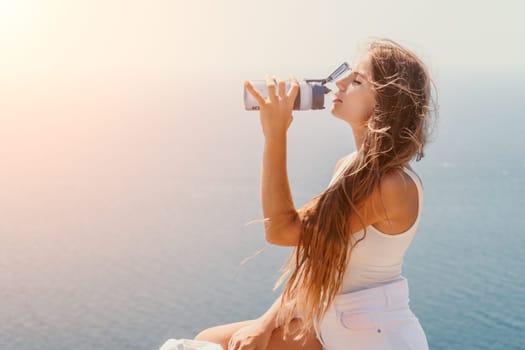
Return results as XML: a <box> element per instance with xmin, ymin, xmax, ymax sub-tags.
<box><xmin>1</xmin><ymin>68</ymin><xmax>524</xmax><ymax>350</ymax></box>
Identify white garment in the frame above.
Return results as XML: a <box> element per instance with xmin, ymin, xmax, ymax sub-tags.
<box><xmin>315</xmin><ymin>276</ymin><xmax>430</xmax><ymax>350</ymax></box>
<box><xmin>158</xmin><ymin>338</ymin><xmax>223</xmax><ymax>350</ymax></box>
<box><xmin>327</xmin><ymin>151</ymin><xmax>424</xmax><ymax>294</ymax></box>
<box><xmin>296</xmin><ymin>152</ymin><xmax>429</xmax><ymax>349</ymax></box>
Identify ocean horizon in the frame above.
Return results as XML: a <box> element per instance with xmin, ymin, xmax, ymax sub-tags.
<box><xmin>1</xmin><ymin>67</ymin><xmax>524</xmax><ymax>350</ymax></box>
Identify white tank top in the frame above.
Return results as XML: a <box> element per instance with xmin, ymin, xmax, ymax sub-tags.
<box><xmin>327</xmin><ymin>151</ymin><xmax>424</xmax><ymax>293</ymax></box>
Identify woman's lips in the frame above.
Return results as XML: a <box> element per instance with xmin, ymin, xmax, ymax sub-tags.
<box><xmin>333</xmin><ymin>98</ymin><xmax>342</xmax><ymax>103</ymax></box>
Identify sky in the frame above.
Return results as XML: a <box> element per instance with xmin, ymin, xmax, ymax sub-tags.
<box><xmin>0</xmin><ymin>0</ymin><xmax>522</xmax><ymax>189</ymax></box>
<box><xmin>1</xmin><ymin>0</ymin><xmax>523</xmax><ymax>84</ymax></box>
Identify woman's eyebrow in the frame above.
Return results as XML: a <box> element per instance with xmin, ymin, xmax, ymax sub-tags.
<box><xmin>339</xmin><ymin>70</ymin><xmax>367</xmax><ymax>82</ymax></box>
<box><xmin>354</xmin><ymin>71</ymin><xmax>370</xmax><ymax>82</ymax></box>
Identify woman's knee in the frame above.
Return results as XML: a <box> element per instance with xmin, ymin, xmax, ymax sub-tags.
<box><xmin>193</xmin><ymin>317</ymin><xmax>322</xmax><ymax>350</ymax></box>
<box><xmin>266</xmin><ymin>318</ymin><xmax>323</xmax><ymax>350</ymax></box>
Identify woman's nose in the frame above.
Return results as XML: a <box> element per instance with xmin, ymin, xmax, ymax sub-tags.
<box><xmin>335</xmin><ymin>80</ymin><xmax>347</xmax><ymax>93</ymax></box>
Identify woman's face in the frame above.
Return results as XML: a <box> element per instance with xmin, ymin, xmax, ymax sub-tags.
<box><xmin>330</xmin><ymin>53</ymin><xmax>376</xmax><ymax>126</ymax></box>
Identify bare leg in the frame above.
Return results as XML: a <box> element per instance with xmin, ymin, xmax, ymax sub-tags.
<box><xmin>194</xmin><ymin>317</ymin><xmax>323</xmax><ymax>350</ymax></box>
<box><xmin>194</xmin><ymin>319</ymin><xmax>258</xmax><ymax>350</ymax></box>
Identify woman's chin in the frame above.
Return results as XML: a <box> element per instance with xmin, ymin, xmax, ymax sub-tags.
<box><xmin>330</xmin><ymin>105</ymin><xmax>339</xmax><ymax>116</ymax></box>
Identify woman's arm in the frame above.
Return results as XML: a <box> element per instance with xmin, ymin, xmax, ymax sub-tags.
<box><xmin>261</xmin><ymin>136</ymin><xmax>302</xmax><ymax>246</ymax></box>
<box><xmin>257</xmin><ymin>292</ymin><xmax>285</xmax><ymax>331</ymax></box>
<box><xmin>257</xmin><ymin>291</ymin><xmax>300</xmax><ymax>331</ymax></box>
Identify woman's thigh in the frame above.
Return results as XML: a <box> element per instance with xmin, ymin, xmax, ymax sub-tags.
<box><xmin>194</xmin><ymin>317</ymin><xmax>324</xmax><ymax>350</ymax></box>
<box><xmin>320</xmin><ymin>305</ymin><xmax>429</xmax><ymax>350</ymax></box>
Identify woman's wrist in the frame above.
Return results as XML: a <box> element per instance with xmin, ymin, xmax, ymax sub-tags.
<box><xmin>264</xmin><ymin>134</ymin><xmax>287</xmax><ymax>144</ymax></box>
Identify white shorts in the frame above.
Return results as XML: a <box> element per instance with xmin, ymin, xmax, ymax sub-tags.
<box><xmin>296</xmin><ymin>276</ymin><xmax>429</xmax><ymax>350</ymax></box>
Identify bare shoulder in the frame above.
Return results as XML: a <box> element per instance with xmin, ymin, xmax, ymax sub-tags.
<box><xmin>333</xmin><ymin>151</ymin><xmax>356</xmax><ymax>176</ymax></box>
<box><xmin>369</xmin><ymin>168</ymin><xmax>419</xmax><ymax>233</ymax></box>
<box><xmin>380</xmin><ymin>168</ymin><xmax>415</xmax><ymax>195</ymax></box>
<box><xmin>333</xmin><ymin>156</ymin><xmax>347</xmax><ymax>175</ymax></box>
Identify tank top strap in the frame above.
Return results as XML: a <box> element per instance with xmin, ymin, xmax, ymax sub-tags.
<box><xmin>401</xmin><ymin>166</ymin><xmax>423</xmax><ymax>216</ymax></box>
<box><xmin>402</xmin><ymin>166</ymin><xmax>423</xmax><ymax>191</ymax></box>
<box><xmin>327</xmin><ymin>151</ymin><xmax>356</xmax><ymax>188</ymax></box>
<box><xmin>365</xmin><ymin>166</ymin><xmax>423</xmax><ymax>238</ymax></box>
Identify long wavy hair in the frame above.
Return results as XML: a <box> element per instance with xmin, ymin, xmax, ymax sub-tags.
<box><xmin>257</xmin><ymin>37</ymin><xmax>440</xmax><ymax>346</ymax></box>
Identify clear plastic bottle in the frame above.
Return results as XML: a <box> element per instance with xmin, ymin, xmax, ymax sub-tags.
<box><xmin>243</xmin><ymin>62</ymin><xmax>350</xmax><ymax>111</ymax></box>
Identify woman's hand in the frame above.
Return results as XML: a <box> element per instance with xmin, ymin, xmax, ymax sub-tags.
<box><xmin>244</xmin><ymin>75</ymin><xmax>300</xmax><ymax>141</ymax></box>
<box><xmin>227</xmin><ymin>320</ymin><xmax>273</xmax><ymax>350</ymax></box>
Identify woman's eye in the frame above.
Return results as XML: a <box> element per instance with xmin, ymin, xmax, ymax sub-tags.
<box><xmin>352</xmin><ymin>80</ymin><xmax>362</xmax><ymax>85</ymax></box>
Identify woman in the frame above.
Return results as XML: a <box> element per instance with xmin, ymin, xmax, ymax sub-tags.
<box><xmin>194</xmin><ymin>37</ymin><xmax>438</xmax><ymax>350</ymax></box>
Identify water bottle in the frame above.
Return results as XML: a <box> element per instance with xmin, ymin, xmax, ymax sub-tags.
<box><xmin>243</xmin><ymin>62</ymin><xmax>350</xmax><ymax>111</ymax></box>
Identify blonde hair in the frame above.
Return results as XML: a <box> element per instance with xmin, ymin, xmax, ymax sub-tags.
<box><xmin>266</xmin><ymin>37</ymin><xmax>440</xmax><ymax>345</ymax></box>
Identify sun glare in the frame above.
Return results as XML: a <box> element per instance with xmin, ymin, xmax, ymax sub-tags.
<box><xmin>0</xmin><ymin>0</ymin><xmax>38</xmax><ymax>35</ymax></box>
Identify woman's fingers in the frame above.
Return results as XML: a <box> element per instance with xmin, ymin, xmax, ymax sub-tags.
<box><xmin>277</xmin><ymin>78</ymin><xmax>286</xmax><ymax>99</ymax></box>
<box><xmin>265</xmin><ymin>75</ymin><xmax>278</xmax><ymax>104</ymax></box>
<box><xmin>247</xmin><ymin>74</ymin><xmax>298</xmax><ymax>108</ymax></box>
<box><xmin>229</xmin><ymin>337</ymin><xmax>236</xmax><ymax>350</ymax></box>
<box><xmin>287</xmin><ymin>75</ymin><xmax>299</xmax><ymax>100</ymax></box>
<box><xmin>244</xmin><ymin>80</ymin><xmax>266</xmax><ymax>106</ymax></box>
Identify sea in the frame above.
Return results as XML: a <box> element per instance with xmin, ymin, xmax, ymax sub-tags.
<box><xmin>0</xmin><ymin>67</ymin><xmax>523</xmax><ymax>350</ymax></box>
